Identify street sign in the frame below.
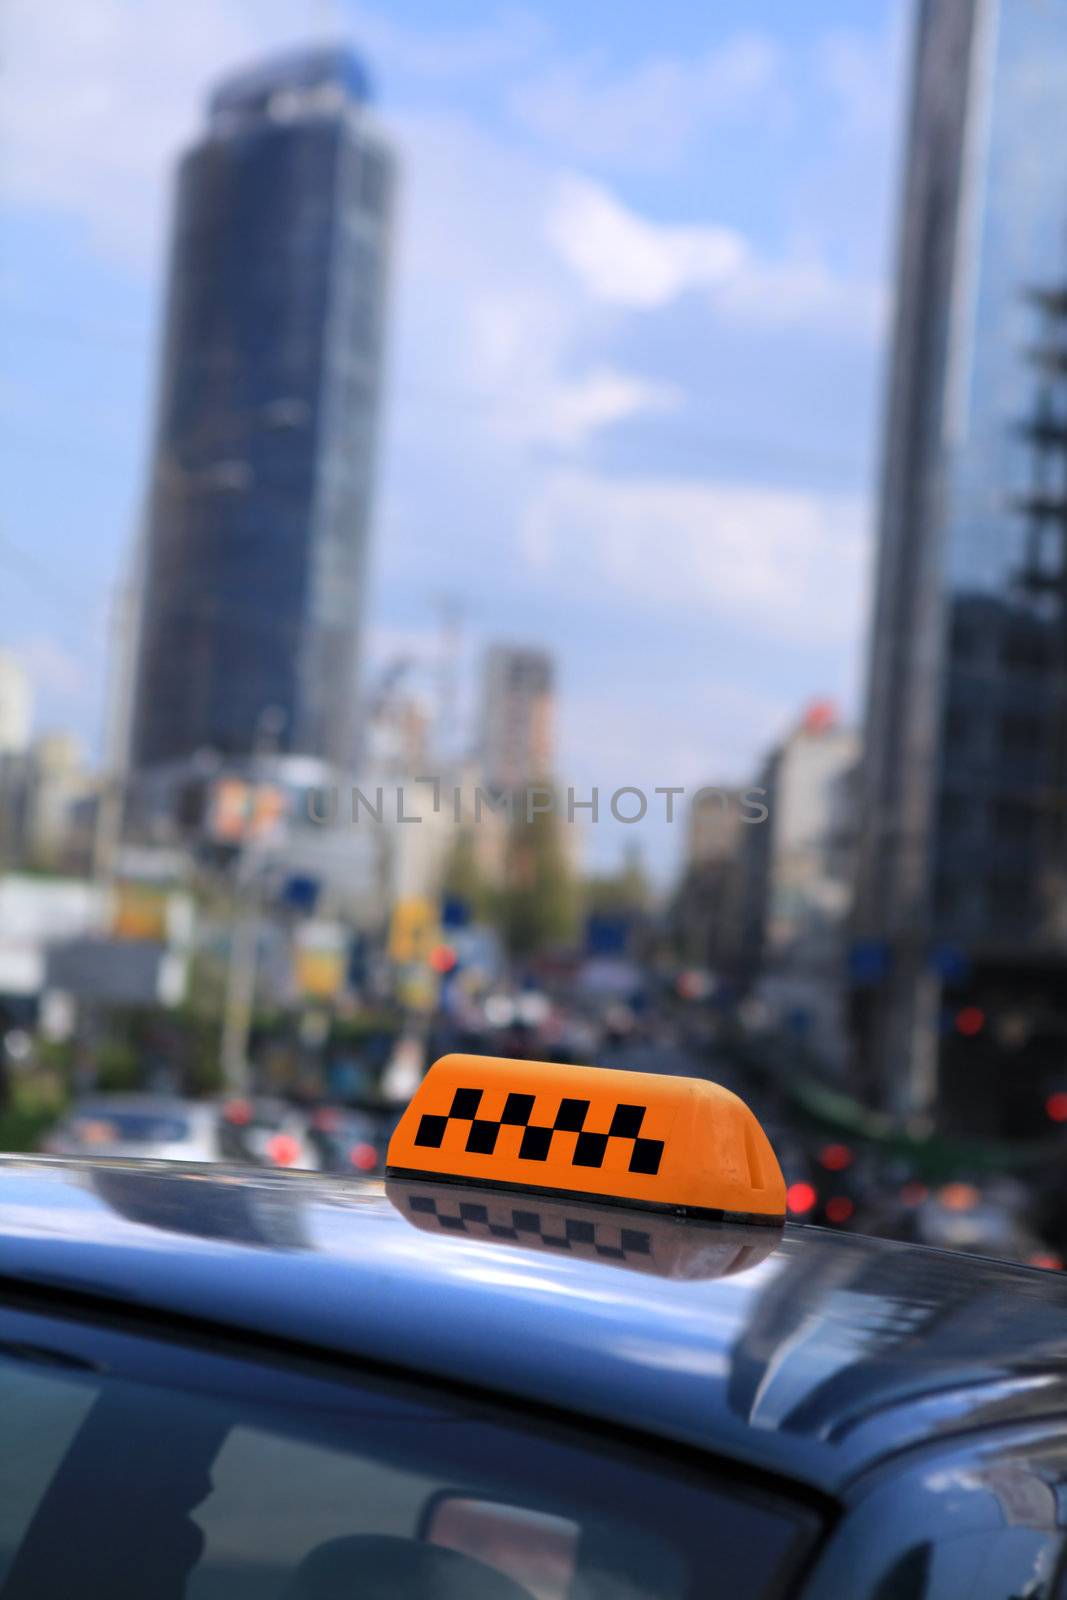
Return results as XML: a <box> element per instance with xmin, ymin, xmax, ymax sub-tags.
<box><xmin>388</xmin><ymin>897</ymin><xmax>439</xmax><ymax>965</ymax></box>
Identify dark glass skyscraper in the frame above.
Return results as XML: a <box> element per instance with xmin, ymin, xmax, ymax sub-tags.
<box><xmin>130</xmin><ymin>47</ymin><xmax>394</xmax><ymax>773</ymax></box>
<box><xmin>853</xmin><ymin>0</ymin><xmax>1067</xmax><ymax>1132</ymax></box>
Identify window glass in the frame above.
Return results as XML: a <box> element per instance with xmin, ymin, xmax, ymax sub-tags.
<box><xmin>73</xmin><ymin>1112</ymin><xmax>190</xmax><ymax>1143</ymax></box>
<box><xmin>0</xmin><ymin>1361</ymin><xmax>98</xmax><ymax>1584</ymax></box>
<box><xmin>0</xmin><ymin>1326</ymin><xmax>817</xmax><ymax>1600</ymax></box>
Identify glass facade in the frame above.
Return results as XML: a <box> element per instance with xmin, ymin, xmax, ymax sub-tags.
<box><xmin>855</xmin><ymin>0</ymin><xmax>1067</xmax><ymax>1118</ymax></box>
<box><xmin>130</xmin><ymin>47</ymin><xmax>394</xmax><ymax>771</ymax></box>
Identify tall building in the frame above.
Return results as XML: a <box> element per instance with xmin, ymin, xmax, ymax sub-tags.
<box><xmin>0</xmin><ymin>652</ymin><xmax>30</xmax><ymax>756</ymax></box>
<box><xmin>853</xmin><ymin>0</ymin><xmax>1067</xmax><ymax>1130</ymax></box>
<box><xmin>672</xmin><ymin>789</ymin><xmax>747</xmax><ymax>978</ymax></box>
<box><xmin>0</xmin><ymin>654</ymin><xmax>33</xmax><ymax>868</ymax></box>
<box><xmin>746</xmin><ymin>704</ymin><xmax>858</xmax><ymax>1068</ymax></box>
<box><xmin>0</xmin><ymin>733</ymin><xmax>94</xmax><ymax>873</ymax></box>
<box><xmin>129</xmin><ymin>47</ymin><xmax>395</xmax><ymax>775</ymax></box>
<box><xmin>480</xmin><ymin>646</ymin><xmax>555</xmax><ymax>793</ymax></box>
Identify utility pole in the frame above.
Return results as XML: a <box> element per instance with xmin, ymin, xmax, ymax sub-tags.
<box><xmin>433</xmin><ymin>593</ymin><xmax>463</xmax><ymax>766</ymax></box>
<box><xmin>220</xmin><ymin>845</ymin><xmax>261</xmax><ymax>1095</ymax></box>
<box><xmin>93</xmin><ymin>573</ymin><xmax>139</xmax><ymax>888</ymax></box>
<box><xmin>218</xmin><ymin>707</ymin><xmax>286</xmax><ymax>1093</ymax></box>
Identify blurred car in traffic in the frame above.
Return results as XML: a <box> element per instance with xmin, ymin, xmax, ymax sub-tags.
<box><xmin>859</xmin><ymin>1175</ymin><xmax>1054</xmax><ymax>1267</ymax></box>
<box><xmin>306</xmin><ymin>1105</ymin><xmax>388</xmax><ymax>1176</ymax></box>
<box><xmin>42</xmin><ymin>1095</ymin><xmax>223</xmax><ymax>1163</ymax></box>
<box><xmin>217</xmin><ymin>1095</ymin><xmax>321</xmax><ymax>1170</ymax></box>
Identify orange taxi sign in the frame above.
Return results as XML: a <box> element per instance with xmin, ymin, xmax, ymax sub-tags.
<box><xmin>386</xmin><ymin>1055</ymin><xmax>785</xmax><ymax>1224</ymax></box>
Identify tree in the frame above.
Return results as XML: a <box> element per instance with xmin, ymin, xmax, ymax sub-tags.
<box><xmin>439</xmin><ymin>828</ymin><xmax>493</xmax><ymax>922</ymax></box>
<box><xmin>583</xmin><ymin>844</ymin><xmax>651</xmax><ymax>917</ymax></box>
<box><xmin>498</xmin><ymin>796</ymin><xmax>577</xmax><ymax>957</ymax></box>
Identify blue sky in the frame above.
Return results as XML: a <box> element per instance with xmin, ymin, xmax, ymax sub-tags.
<box><xmin>0</xmin><ymin>0</ymin><xmax>908</xmax><ymax>875</ymax></box>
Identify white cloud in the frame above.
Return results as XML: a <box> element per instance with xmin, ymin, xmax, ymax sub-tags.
<box><xmin>546</xmin><ymin>173</ymin><xmax>886</xmax><ymax>336</ymax></box>
<box><xmin>0</xmin><ymin>0</ymin><xmax>307</xmax><ymax>265</ymax></box>
<box><xmin>512</xmin><ymin>33</ymin><xmax>783</xmax><ymax>167</ymax></box>
<box><xmin>546</xmin><ymin>175</ymin><xmax>747</xmax><ymax>308</ymax></box>
<box><xmin>536</xmin><ymin>368</ymin><xmax>681</xmax><ymax>449</ymax></box>
<box><xmin>385</xmin><ymin>117</ymin><xmax>680</xmax><ymax>457</ymax></box>
<box><xmin>520</xmin><ymin>470</ymin><xmax>870</xmax><ymax>647</ymax></box>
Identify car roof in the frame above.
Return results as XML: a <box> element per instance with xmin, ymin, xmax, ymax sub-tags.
<box><xmin>3</xmin><ymin>1156</ymin><xmax>1067</xmax><ymax>1497</ymax></box>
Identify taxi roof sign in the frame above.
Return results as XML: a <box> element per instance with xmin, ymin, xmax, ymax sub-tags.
<box><xmin>386</xmin><ymin>1055</ymin><xmax>785</xmax><ymax>1224</ymax></box>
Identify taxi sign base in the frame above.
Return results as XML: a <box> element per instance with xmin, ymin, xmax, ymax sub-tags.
<box><xmin>386</xmin><ymin>1166</ymin><xmax>782</xmax><ymax>1225</ymax></box>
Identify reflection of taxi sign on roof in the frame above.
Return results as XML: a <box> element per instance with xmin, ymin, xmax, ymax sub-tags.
<box><xmin>386</xmin><ymin>1178</ymin><xmax>781</xmax><ymax>1280</ymax></box>
<box><xmin>386</xmin><ymin>1055</ymin><xmax>786</xmax><ymax>1224</ymax></box>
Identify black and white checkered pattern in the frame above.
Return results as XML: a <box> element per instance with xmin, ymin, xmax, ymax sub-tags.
<box><xmin>413</xmin><ymin>1086</ymin><xmax>665</xmax><ymax>1176</ymax></box>
<box><xmin>407</xmin><ymin>1193</ymin><xmax>653</xmax><ymax>1259</ymax></box>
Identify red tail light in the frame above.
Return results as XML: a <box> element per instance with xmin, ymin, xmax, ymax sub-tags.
<box><xmin>266</xmin><ymin>1133</ymin><xmax>301</xmax><ymax>1167</ymax></box>
<box><xmin>1046</xmin><ymin>1093</ymin><xmax>1067</xmax><ymax>1123</ymax></box>
<box><xmin>955</xmin><ymin>1006</ymin><xmax>985</xmax><ymax>1037</ymax></box>
<box><xmin>349</xmin><ymin>1142</ymin><xmax>378</xmax><ymax>1172</ymax></box>
<box><xmin>1029</xmin><ymin>1252</ymin><xmax>1063</xmax><ymax>1271</ymax></box>
<box><xmin>786</xmin><ymin>1181</ymin><xmax>817</xmax><ymax>1217</ymax></box>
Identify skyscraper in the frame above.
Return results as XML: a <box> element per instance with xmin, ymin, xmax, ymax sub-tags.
<box><xmin>480</xmin><ymin>646</ymin><xmax>555</xmax><ymax>794</ymax></box>
<box><xmin>0</xmin><ymin>651</ymin><xmax>30</xmax><ymax>756</ymax></box>
<box><xmin>129</xmin><ymin>47</ymin><xmax>395</xmax><ymax>774</ymax></box>
<box><xmin>853</xmin><ymin>0</ymin><xmax>1067</xmax><ymax>1131</ymax></box>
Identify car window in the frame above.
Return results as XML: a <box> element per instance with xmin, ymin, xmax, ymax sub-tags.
<box><xmin>73</xmin><ymin>1112</ymin><xmax>191</xmax><ymax>1143</ymax></box>
<box><xmin>0</xmin><ymin>1309</ymin><xmax>819</xmax><ymax>1600</ymax></box>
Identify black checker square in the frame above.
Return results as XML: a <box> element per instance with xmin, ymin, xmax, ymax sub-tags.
<box><xmin>458</xmin><ymin>1202</ymin><xmax>489</xmax><ymax>1224</ymax></box>
<box><xmin>414</xmin><ymin>1114</ymin><xmax>448</xmax><ymax>1149</ymax></box>
<box><xmin>621</xmin><ymin>1228</ymin><xmax>652</xmax><ymax>1254</ymax></box>
<box><xmin>554</xmin><ymin>1097</ymin><xmax>590</xmax><ymax>1133</ymax></box>
<box><xmin>608</xmin><ymin>1103</ymin><xmax>646</xmax><ymax>1139</ymax></box>
<box><xmin>541</xmin><ymin>1230</ymin><xmax>570</xmax><ymax>1249</ymax></box>
<box><xmin>449</xmin><ymin>1087</ymin><xmax>483</xmax><ymax>1120</ymax></box>
<box><xmin>573</xmin><ymin>1131</ymin><xmax>609</xmax><ymax>1167</ymax></box>
<box><xmin>519</xmin><ymin>1124</ymin><xmax>554</xmax><ymax>1161</ymax></box>
<box><xmin>628</xmin><ymin>1137</ymin><xmax>664</xmax><ymax>1176</ymax></box>
<box><xmin>564</xmin><ymin>1218</ymin><xmax>596</xmax><ymax>1244</ymax></box>
<box><xmin>513</xmin><ymin>1211</ymin><xmax>542</xmax><ymax>1233</ymax></box>
<box><xmin>465</xmin><ymin>1119</ymin><xmax>500</xmax><ymax>1156</ymax></box>
<box><xmin>501</xmin><ymin>1093</ymin><xmax>536</xmax><ymax>1126</ymax></box>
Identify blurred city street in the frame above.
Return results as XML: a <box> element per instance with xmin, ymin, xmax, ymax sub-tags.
<box><xmin>4</xmin><ymin>0</ymin><xmax>1067</xmax><ymax>1277</ymax></box>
